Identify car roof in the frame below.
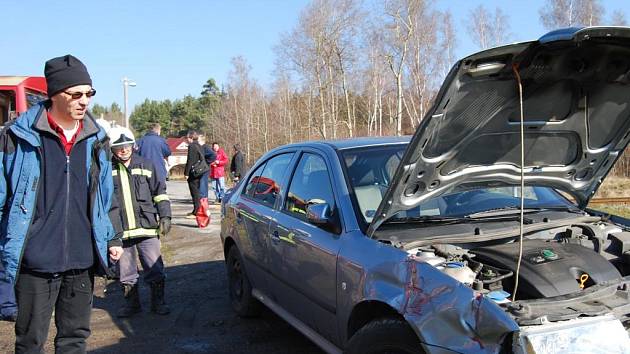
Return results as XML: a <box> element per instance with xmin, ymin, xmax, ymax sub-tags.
<box><xmin>278</xmin><ymin>136</ymin><xmax>411</xmax><ymax>151</ymax></box>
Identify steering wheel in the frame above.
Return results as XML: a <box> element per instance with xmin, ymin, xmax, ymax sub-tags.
<box><xmin>451</xmin><ymin>190</ymin><xmax>486</xmax><ymax>206</ymax></box>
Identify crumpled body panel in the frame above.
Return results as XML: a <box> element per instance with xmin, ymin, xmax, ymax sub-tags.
<box><xmin>355</xmin><ymin>253</ymin><xmax>519</xmax><ymax>353</ymax></box>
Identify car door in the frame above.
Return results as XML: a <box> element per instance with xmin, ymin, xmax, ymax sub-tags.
<box><xmin>268</xmin><ymin>151</ymin><xmax>342</xmax><ymax>343</ymax></box>
<box><xmin>235</xmin><ymin>153</ymin><xmax>294</xmax><ymax>295</ymax></box>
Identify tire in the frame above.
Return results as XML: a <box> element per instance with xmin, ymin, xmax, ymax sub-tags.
<box><xmin>346</xmin><ymin>318</ymin><xmax>424</xmax><ymax>354</ymax></box>
<box><xmin>226</xmin><ymin>246</ymin><xmax>261</xmax><ymax>317</ymax></box>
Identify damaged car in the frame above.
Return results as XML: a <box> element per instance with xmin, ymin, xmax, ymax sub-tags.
<box><xmin>220</xmin><ymin>26</ymin><xmax>630</xmax><ymax>354</ymax></box>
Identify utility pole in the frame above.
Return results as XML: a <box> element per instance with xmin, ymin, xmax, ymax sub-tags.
<box><xmin>122</xmin><ymin>77</ymin><xmax>136</xmax><ymax>128</ymax></box>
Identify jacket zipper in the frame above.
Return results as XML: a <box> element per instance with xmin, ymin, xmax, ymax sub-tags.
<box><xmin>64</xmin><ymin>154</ymin><xmax>70</xmax><ymax>267</ymax></box>
<box><xmin>15</xmin><ymin>147</ymin><xmax>43</xmax><ymax>278</ymax></box>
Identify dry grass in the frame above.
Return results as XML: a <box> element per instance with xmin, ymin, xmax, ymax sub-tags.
<box><xmin>587</xmin><ymin>177</ymin><xmax>630</xmax><ymax>217</ymax></box>
<box><xmin>589</xmin><ymin>205</ymin><xmax>630</xmax><ymax>219</ymax></box>
<box><xmin>595</xmin><ymin>176</ymin><xmax>630</xmax><ymax>198</ymax></box>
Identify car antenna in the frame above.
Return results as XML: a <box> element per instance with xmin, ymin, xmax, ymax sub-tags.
<box><xmin>511</xmin><ymin>62</ymin><xmax>526</xmax><ymax>302</ymax></box>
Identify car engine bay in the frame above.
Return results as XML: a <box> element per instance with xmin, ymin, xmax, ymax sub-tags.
<box><xmin>404</xmin><ymin>218</ymin><xmax>630</xmax><ymax>303</ymax></box>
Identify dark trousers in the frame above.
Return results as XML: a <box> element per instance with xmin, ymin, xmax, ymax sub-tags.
<box><xmin>187</xmin><ymin>176</ymin><xmax>201</xmax><ymax>214</ymax></box>
<box><xmin>15</xmin><ymin>269</ymin><xmax>94</xmax><ymax>354</ymax></box>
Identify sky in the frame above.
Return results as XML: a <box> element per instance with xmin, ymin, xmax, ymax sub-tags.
<box><xmin>2</xmin><ymin>0</ymin><xmax>629</xmax><ymax>113</ymax></box>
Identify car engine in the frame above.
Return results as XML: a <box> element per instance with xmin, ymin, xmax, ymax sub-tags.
<box><xmin>407</xmin><ymin>221</ymin><xmax>630</xmax><ymax>301</ymax></box>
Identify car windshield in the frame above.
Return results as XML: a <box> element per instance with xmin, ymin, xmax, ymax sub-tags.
<box><xmin>341</xmin><ymin>145</ymin><xmax>575</xmax><ymax>224</ymax></box>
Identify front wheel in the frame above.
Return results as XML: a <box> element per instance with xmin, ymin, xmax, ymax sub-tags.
<box><xmin>346</xmin><ymin>318</ymin><xmax>424</xmax><ymax>354</ymax></box>
<box><xmin>226</xmin><ymin>246</ymin><xmax>261</xmax><ymax>317</ymax></box>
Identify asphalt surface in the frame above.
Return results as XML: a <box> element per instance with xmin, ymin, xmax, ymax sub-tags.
<box><xmin>0</xmin><ymin>181</ymin><xmax>323</xmax><ymax>354</ymax></box>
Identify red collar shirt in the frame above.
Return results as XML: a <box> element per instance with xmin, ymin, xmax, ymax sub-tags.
<box><xmin>47</xmin><ymin>112</ymin><xmax>83</xmax><ymax>155</ymax></box>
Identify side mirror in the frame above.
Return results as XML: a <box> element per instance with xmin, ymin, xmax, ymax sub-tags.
<box><xmin>306</xmin><ymin>202</ymin><xmax>340</xmax><ymax>234</ymax></box>
<box><xmin>306</xmin><ymin>202</ymin><xmax>331</xmax><ymax>225</ymax></box>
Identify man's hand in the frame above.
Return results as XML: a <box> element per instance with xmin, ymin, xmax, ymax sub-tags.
<box><xmin>160</xmin><ymin>217</ymin><xmax>171</xmax><ymax>237</ymax></box>
<box><xmin>109</xmin><ymin>246</ymin><xmax>124</xmax><ymax>261</ymax></box>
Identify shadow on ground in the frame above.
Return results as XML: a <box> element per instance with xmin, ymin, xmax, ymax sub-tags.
<box><xmin>91</xmin><ymin>260</ymin><xmax>322</xmax><ymax>354</ymax></box>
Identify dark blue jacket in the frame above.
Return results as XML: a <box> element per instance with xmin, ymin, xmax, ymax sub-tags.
<box><xmin>0</xmin><ymin>103</ymin><xmax>122</xmax><ymax>284</ymax></box>
<box><xmin>203</xmin><ymin>144</ymin><xmax>217</xmax><ymax>165</ymax></box>
<box><xmin>111</xmin><ymin>154</ymin><xmax>171</xmax><ymax>239</ymax></box>
<box><xmin>136</xmin><ymin>131</ymin><xmax>171</xmax><ymax>182</ymax></box>
<box><xmin>21</xmin><ymin>121</ymin><xmax>94</xmax><ymax>273</ymax></box>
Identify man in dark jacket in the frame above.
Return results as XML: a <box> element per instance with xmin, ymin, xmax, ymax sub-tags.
<box><xmin>0</xmin><ymin>55</ymin><xmax>123</xmax><ymax>353</ymax></box>
<box><xmin>136</xmin><ymin>123</ymin><xmax>171</xmax><ymax>182</ymax></box>
<box><xmin>108</xmin><ymin>126</ymin><xmax>171</xmax><ymax>317</ymax></box>
<box><xmin>230</xmin><ymin>143</ymin><xmax>246</xmax><ymax>183</ymax></box>
<box><xmin>184</xmin><ymin>130</ymin><xmax>206</xmax><ymax>216</ymax></box>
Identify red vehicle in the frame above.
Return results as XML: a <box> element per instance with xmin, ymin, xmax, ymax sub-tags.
<box><xmin>0</xmin><ymin>76</ymin><xmax>47</xmax><ymax>126</ymax></box>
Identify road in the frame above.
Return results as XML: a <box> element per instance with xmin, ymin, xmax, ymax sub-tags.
<box><xmin>0</xmin><ymin>181</ymin><xmax>322</xmax><ymax>354</ymax></box>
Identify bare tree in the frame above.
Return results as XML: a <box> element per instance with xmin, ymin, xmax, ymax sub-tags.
<box><xmin>362</xmin><ymin>24</ymin><xmax>388</xmax><ymax>136</ymax></box>
<box><xmin>610</xmin><ymin>9</ymin><xmax>627</xmax><ymax>26</ymax></box>
<box><xmin>439</xmin><ymin>10</ymin><xmax>457</xmax><ymax>77</ymax></box>
<box><xmin>539</xmin><ymin>0</ymin><xmax>603</xmax><ymax>30</ymax></box>
<box><xmin>467</xmin><ymin>5</ymin><xmax>511</xmax><ymax>50</ymax></box>
<box><xmin>383</xmin><ymin>0</ymin><xmax>417</xmax><ymax>136</ymax></box>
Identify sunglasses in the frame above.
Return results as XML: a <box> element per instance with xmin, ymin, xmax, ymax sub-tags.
<box><xmin>63</xmin><ymin>89</ymin><xmax>96</xmax><ymax>99</ymax></box>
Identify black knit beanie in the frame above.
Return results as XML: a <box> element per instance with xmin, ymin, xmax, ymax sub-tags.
<box><xmin>44</xmin><ymin>55</ymin><xmax>92</xmax><ymax>97</ymax></box>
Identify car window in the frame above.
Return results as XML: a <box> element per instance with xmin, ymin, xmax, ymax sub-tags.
<box><xmin>248</xmin><ymin>153</ymin><xmax>294</xmax><ymax>207</ymax></box>
<box><xmin>244</xmin><ymin>162</ymin><xmax>267</xmax><ymax>198</ymax></box>
<box><xmin>285</xmin><ymin>153</ymin><xmax>335</xmax><ymax>222</ymax></box>
<box><xmin>343</xmin><ymin>145</ymin><xmax>405</xmax><ymax>222</ymax></box>
<box><xmin>342</xmin><ymin>145</ymin><xmax>575</xmax><ymax>224</ymax></box>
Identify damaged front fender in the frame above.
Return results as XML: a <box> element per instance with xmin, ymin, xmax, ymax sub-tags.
<box><xmin>354</xmin><ymin>254</ymin><xmax>518</xmax><ymax>353</ymax></box>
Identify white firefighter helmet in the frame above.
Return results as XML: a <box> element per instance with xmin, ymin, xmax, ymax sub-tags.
<box><xmin>108</xmin><ymin>126</ymin><xmax>135</xmax><ymax>148</ymax></box>
<box><xmin>95</xmin><ymin>118</ymin><xmax>112</xmax><ymax>134</ymax></box>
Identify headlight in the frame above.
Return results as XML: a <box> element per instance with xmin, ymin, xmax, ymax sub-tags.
<box><xmin>512</xmin><ymin>314</ymin><xmax>630</xmax><ymax>354</ymax></box>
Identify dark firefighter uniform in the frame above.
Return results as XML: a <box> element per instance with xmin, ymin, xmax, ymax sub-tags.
<box><xmin>112</xmin><ymin>154</ymin><xmax>172</xmax><ymax>316</ymax></box>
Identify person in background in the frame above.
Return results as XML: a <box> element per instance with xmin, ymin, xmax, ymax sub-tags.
<box><xmin>230</xmin><ymin>143</ymin><xmax>246</xmax><ymax>183</ymax></box>
<box><xmin>197</xmin><ymin>134</ymin><xmax>210</xmax><ymax>200</ymax></box>
<box><xmin>184</xmin><ymin>130</ymin><xmax>205</xmax><ymax>217</ymax></box>
<box><xmin>210</xmin><ymin>142</ymin><xmax>229</xmax><ymax>203</ymax></box>
<box><xmin>136</xmin><ymin>122</ymin><xmax>171</xmax><ymax>183</ymax></box>
<box><xmin>108</xmin><ymin>127</ymin><xmax>171</xmax><ymax>318</ymax></box>
<box><xmin>0</xmin><ymin>54</ymin><xmax>123</xmax><ymax>353</ymax></box>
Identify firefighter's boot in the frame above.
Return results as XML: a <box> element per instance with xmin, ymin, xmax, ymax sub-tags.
<box><xmin>117</xmin><ymin>283</ymin><xmax>141</xmax><ymax>318</ymax></box>
<box><xmin>150</xmin><ymin>280</ymin><xmax>170</xmax><ymax>315</ymax></box>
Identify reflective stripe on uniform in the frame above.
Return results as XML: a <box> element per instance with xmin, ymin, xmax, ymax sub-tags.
<box><xmin>123</xmin><ymin>228</ymin><xmax>159</xmax><ymax>239</ymax></box>
<box><xmin>153</xmin><ymin>194</ymin><xmax>169</xmax><ymax>203</ymax></box>
<box><xmin>118</xmin><ymin>163</ymin><xmax>137</xmax><ymax>230</ymax></box>
<box><xmin>131</xmin><ymin>168</ymin><xmax>152</xmax><ymax>178</ymax></box>
<box><xmin>112</xmin><ymin>170</ymin><xmax>118</xmax><ymax>176</ymax></box>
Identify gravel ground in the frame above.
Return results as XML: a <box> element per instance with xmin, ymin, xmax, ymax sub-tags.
<box><xmin>0</xmin><ymin>181</ymin><xmax>323</xmax><ymax>354</ymax></box>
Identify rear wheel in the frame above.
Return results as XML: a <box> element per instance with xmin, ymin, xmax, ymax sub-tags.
<box><xmin>346</xmin><ymin>318</ymin><xmax>424</xmax><ymax>354</ymax></box>
<box><xmin>226</xmin><ymin>246</ymin><xmax>261</xmax><ymax>317</ymax></box>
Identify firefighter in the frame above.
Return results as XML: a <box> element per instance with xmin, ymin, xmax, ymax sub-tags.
<box><xmin>108</xmin><ymin>126</ymin><xmax>172</xmax><ymax>317</ymax></box>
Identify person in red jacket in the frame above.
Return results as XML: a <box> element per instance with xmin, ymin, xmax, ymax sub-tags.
<box><xmin>210</xmin><ymin>142</ymin><xmax>229</xmax><ymax>203</ymax></box>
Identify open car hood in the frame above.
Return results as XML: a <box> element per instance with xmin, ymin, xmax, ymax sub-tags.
<box><xmin>368</xmin><ymin>27</ymin><xmax>630</xmax><ymax>236</ymax></box>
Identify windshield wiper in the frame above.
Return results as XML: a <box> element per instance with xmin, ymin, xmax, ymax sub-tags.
<box><xmin>386</xmin><ymin>215</ymin><xmax>470</xmax><ymax>225</ymax></box>
<box><xmin>531</xmin><ymin>205</ymin><xmax>584</xmax><ymax>214</ymax></box>
<box><xmin>387</xmin><ymin>214</ymin><xmax>522</xmax><ymax>225</ymax></box>
<box><xmin>467</xmin><ymin>205</ymin><xmax>583</xmax><ymax>218</ymax></box>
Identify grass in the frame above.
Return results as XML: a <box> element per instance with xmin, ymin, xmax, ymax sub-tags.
<box><xmin>588</xmin><ymin>205</ymin><xmax>630</xmax><ymax>219</ymax></box>
<box><xmin>587</xmin><ymin>176</ymin><xmax>630</xmax><ymax>218</ymax></box>
<box><xmin>594</xmin><ymin>176</ymin><xmax>630</xmax><ymax>198</ymax></box>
